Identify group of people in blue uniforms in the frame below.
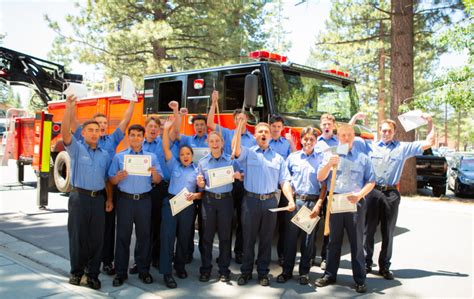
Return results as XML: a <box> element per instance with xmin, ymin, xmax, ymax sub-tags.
<box><xmin>62</xmin><ymin>90</ymin><xmax>435</xmax><ymax>293</ymax></box>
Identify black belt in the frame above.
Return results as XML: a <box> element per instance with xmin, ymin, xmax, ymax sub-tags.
<box><xmin>295</xmin><ymin>194</ymin><xmax>319</xmax><ymax>201</ymax></box>
<box><xmin>205</xmin><ymin>191</ymin><xmax>232</xmax><ymax>199</ymax></box>
<box><xmin>72</xmin><ymin>187</ymin><xmax>104</xmax><ymax>198</ymax></box>
<box><xmin>119</xmin><ymin>191</ymin><xmax>150</xmax><ymax>200</ymax></box>
<box><xmin>245</xmin><ymin>191</ymin><xmax>276</xmax><ymax>200</ymax></box>
<box><xmin>375</xmin><ymin>185</ymin><xmax>398</xmax><ymax>192</ymax></box>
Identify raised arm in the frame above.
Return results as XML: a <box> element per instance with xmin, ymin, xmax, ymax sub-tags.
<box><xmin>349</xmin><ymin>112</ymin><xmax>366</xmax><ymax>126</ymax></box>
<box><xmin>421</xmin><ymin>114</ymin><xmax>435</xmax><ymax>150</ymax></box>
<box><xmin>61</xmin><ymin>95</ymin><xmax>77</xmax><ymax>145</ymax></box>
<box><xmin>162</xmin><ymin>118</ymin><xmax>175</xmax><ymax>161</ymax></box>
<box><xmin>207</xmin><ymin>90</ymin><xmax>219</xmax><ymax>130</ymax></box>
<box><xmin>168</xmin><ymin>101</ymin><xmax>181</xmax><ymax>140</ymax></box>
<box><xmin>117</xmin><ymin>101</ymin><xmax>135</xmax><ymax>133</ymax></box>
<box><xmin>231</xmin><ymin>113</ymin><xmax>245</xmax><ymax>158</ymax></box>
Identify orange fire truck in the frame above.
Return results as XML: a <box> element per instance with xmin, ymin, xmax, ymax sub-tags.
<box><xmin>1</xmin><ymin>47</ymin><xmax>372</xmax><ymax>206</ymax></box>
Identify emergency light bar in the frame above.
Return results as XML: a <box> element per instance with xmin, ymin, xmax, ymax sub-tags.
<box><xmin>249</xmin><ymin>50</ymin><xmax>287</xmax><ymax>63</ymax></box>
<box><xmin>325</xmin><ymin>69</ymin><xmax>350</xmax><ymax>78</ymax></box>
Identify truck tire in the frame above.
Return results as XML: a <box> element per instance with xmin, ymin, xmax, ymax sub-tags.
<box><xmin>432</xmin><ymin>184</ymin><xmax>446</xmax><ymax>197</ymax></box>
<box><xmin>54</xmin><ymin>151</ymin><xmax>72</xmax><ymax>193</ymax></box>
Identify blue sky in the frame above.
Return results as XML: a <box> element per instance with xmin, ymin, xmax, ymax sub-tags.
<box><xmin>0</xmin><ymin>0</ymin><xmax>467</xmax><ymax>105</ymax></box>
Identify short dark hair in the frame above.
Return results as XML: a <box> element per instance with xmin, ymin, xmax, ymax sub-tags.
<box><xmin>92</xmin><ymin>113</ymin><xmax>107</xmax><ymax>119</ymax></box>
<box><xmin>300</xmin><ymin>126</ymin><xmax>318</xmax><ymax>139</ymax></box>
<box><xmin>82</xmin><ymin>120</ymin><xmax>99</xmax><ymax>129</ymax></box>
<box><xmin>232</xmin><ymin>108</ymin><xmax>249</xmax><ymax>117</ymax></box>
<box><xmin>269</xmin><ymin>114</ymin><xmax>285</xmax><ymax>125</ymax></box>
<box><xmin>192</xmin><ymin>114</ymin><xmax>207</xmax><ymax>124</ymax></box>
<box><xmin>145</xmin><ymin>116</ymin><xmax>161</xmax><ymax>126</ymax></box>
<box><xmin>128</xmin><ymin>124</ymin><xmax>145</xmax><ymax>135</ymax></box>
<box><xmin>180</xmin><ymin>145</ymin><xmax>194</xmax><ymax>155</ymax></box>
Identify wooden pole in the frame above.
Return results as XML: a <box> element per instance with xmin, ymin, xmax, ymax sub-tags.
<box><xmin>324</xmin><ymin>165</ymin><xmax>338</xmax><ymax>236</ymax></box>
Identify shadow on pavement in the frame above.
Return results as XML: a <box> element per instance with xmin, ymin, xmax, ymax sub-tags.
<box><xmin>393</xmin><ymin>268</ymin><xmax>469</xmax><ymax>279</ymax></box>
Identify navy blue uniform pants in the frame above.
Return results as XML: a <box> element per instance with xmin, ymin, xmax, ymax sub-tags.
<box><xmin>187</xmin><ymin>200</ymin><xmax>204</xmax><ymax>259</ymax></box>
<box><xmin>115</xmin><ymin>194</ymin><xmax>152</xmax><ymax>277</ymax></box>
<box><xmin>68</xmin><ymin>191</ymin><xmax>105</xmax><ymax>278</ymax></box>
<box><xmin>364</xmin><ymin>189</ymin><xmax>400</xmax><ymax>270</ymax></box>
<box><xmin>282</xmin><ymin>199</ymin><xmax>317</xmax><ymax>275</ymax></box>
<box><xmin>200</xmin><ymin>193</ymin><xmax>233</xmax><ymax>275</ymax></box>
<box><xmin>102</xmin><ymin>187</ymin><xmax>117</xmax><ymax>265</ymax></box>
<box><xmin>150</xmin><ymin>182</ymin><xmax>167</xmax><ymax>265</ymax></box>
<box><xmin>159</xmin><ymin>196</ymin><xmax>195</xmax><ymax>275</ymax></box>
<box><xmin>231</xmin><ymin>180</ymin><xmax>244</xmax><ymax>256</ymax></box>
<box><xmin>240</xmin><ymin>195</ymin><xmax>278</xmax><ymax>277</ymax></box>
<box><xmin>324</xmin><ymin>199</ymin><xmax>366</xmax><ymax>285</ymax></box>
<box><xmin>276</xmin><ymin>190</ymin><xmax>288</xmax><ymax>259</ymax></box>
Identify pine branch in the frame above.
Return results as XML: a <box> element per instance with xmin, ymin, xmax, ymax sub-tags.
<box><xmin>369</xmin><ymin>4</ymin><xmax>393</xmax><ymax>16</ymax></box>
<box><xmin>315</xmin><ymin>34</ymin><xmax>388</xmax><ymax>46</ymax></box>
<box><xmin>414</xmin><ymin>5</ymin><xmax>462</xmax><ymax>15</ymax></box>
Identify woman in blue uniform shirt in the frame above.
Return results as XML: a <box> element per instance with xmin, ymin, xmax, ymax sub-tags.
<box><xmin>196</xmin><ymin>131</ymin><xmax>242</xmax><ymax>283</ymax></box>
<box><xmin>159</xmin><ymin>118</ymin><xmax>202</xmax><ymax>289</ymax></box>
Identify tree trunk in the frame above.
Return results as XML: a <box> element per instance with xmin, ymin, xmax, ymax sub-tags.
<box><xmin>390</xmin><ymin>0</ymin><xmax>416</xmax><ymax>195</ymax></box>
<box><xmin>456</xmin><ymin>110</ymin><xmax>461</xmax><ymax>151</ymax></box>
<box><xmin>377</xmin><ymin>20</ymin><xmax>386</xmax><ymax>139</ymax></box>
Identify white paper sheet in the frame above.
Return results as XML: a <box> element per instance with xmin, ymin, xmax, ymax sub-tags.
<box><xmin>290</xmin><ymin>206</ymin><xmax>320</xmax><ymax>234</ymax></box>
<box><xmin>330</xmin><ymin>193</ymin><xmax>357</xmax><ymax>214</ymax></box>
<box><xmin>121</xmin><ymin>75</ymin><xmax>138</xmax><ymax>102</ymax></box>
<box><xmin>398</xmin><ymin>110</ymin><xmax>428</xmax><ymax>132</ymax></box>
<box><xmin>63</xmin><ymin>83</ymin><xmax>88</xmax><ymax>99</ymax></box>
<box><xmin>192</xmin><ymin>147</ymin><xmax>210</xmax><ymax>164</ymax></box>
<box><xmin>124</xmin><ymin>154</ymin><xmax>151</xmax><ymax>176</ymax></box>
<box><xmin>170</xmin><ymin>188</ymin><xmax>193</xmax><ymax>216</ymax></box>
<box><xmin>208</xmin><ymin>166</ymin><xmax>234</xmax><ymax>189</ymax></box>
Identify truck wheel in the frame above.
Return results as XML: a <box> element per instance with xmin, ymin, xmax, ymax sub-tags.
<box><xmin>54</xmin><ymin>151</ymin><xmax>72</xmax><ymax>193</ymax></box>
<box><xmin>432</xmin><ymin>184</ymin><xmax>446</xmax><ymax>197</ymax></box>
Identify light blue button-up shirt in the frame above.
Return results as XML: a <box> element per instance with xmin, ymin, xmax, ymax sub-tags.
<box><xmin>166</xmin><ymin>158</ymin><xmax>198</xmax><ymax>195</ymax></box>
<box><xmin>198</xmin><ymin>153</ymin><xmax>238</xmax><ymax>193</ymax></box>
<box><xmin>287</xmin><ymin>150</ymin><xmax>322</xmax><ymax>195</ymax></box>
<box><xmin>216</xmin><ymin>125</ymin><xmax>256</xmax><ymax>155</ymax></box>
<box><xmin>319</xmin><ymin>145</ymin><xmax>375</xmax><ymax>194</ymax></box>
<box><xmin>316</xmin><ymin>135</ymin><xmax>367</xmax><ymax>154</ymax></box>
<box><xmin>180</xmin><ymin>134</ymin><xmax>208</xmax><ymax>148</ymax></box>
<box><xmin>143</xmin><ymin>137</ymin><xmax>171</xmax><ymax>182</ymax></box>
<box><xmin>66</xmin><ymin>135</ymin><xmax>111</xmax><ymax>190</ymax></box>
<box><xmin>237</xmin><ymin>145</ymin><xmax>290</xmax><ymax>194</ymax></box>
<box><xmin>74</xmin><ymin>126</ymin><xmax>124</xmax><ymax>160</ymax></box>
<box><xmin>108</xmin><ymin>148</ymin><xmax>162</xmax><ymax>194</ymax></box>
<box><xmin>367</xmin><ymin>140</ymin><xmax>424</xmax><ymax>185</ymax></box>
<box><xmin>269</xmin><ymin>137</ymin><xmax>291</xmax><ymax>159</ymax></box>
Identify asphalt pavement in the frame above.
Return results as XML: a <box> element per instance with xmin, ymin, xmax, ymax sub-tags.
<box><xmin>0</xmin><ymin>162</ymin><xmax>472</xmax><ymax>298</ymax></box>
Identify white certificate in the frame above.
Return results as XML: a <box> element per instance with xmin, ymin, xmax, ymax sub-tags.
<box><xmin>124</xmin><ymin>154</ymin><xmax>151</xmax><ymax>176</ymax></box>
<box><xmin>192</xmin><ymin>147</ymin><xmax>210</xmax><ymax>164</ymax></box>
<box><xmin>291</xmin><ymin>206</ymin><xmax>320</xmax><ymax>235</ymax></box>
<box><xmin>208</xmin><ymin>166</ymin><xmax>234</xmax><ymax>189</ymax></box>
<box><xmin>63</xmin><ymin>82</ymin><xmax>88</xmax><ymax>99</ymax></box>
<box><xmin>398</xmin><ymin>110</ymin><xmax>427</xmax><ymax>132</ymax></box>
<box><xmin>330</xmin><ymin>193</ymin><xmax>357</xmax><ymax>214</ymax></box>
<box><xmin>170</xmin><ymin>188</ymin><xmax>193</xmax><ymax>216</ymax></box>
<box><xmin>121</xmin><ymin>75</ymin><xmax>138</xmax><ymax>102</ymax></box>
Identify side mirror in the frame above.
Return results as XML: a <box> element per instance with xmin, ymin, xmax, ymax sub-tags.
<box><xmin>244</xmin><ymin>74</ymin><xmax>258</xmax><ymax>108</ymax></box>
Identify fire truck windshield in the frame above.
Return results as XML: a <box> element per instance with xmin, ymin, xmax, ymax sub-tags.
<box><xmin>270</xmin><ymin>66</ymin><xmax>358</xmax><ymax>120</ymax></box>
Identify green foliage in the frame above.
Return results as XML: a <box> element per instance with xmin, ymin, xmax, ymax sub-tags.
<box><xmin>308</xmin><ymin>0</ymin><xmax>465</xmax><ymax>128</ymax></box>
<box><xmin>0</xmin><ymin>83</ymin><xmax>22</xmax><ymax>108</ymax></box>
<box><xmin>46</xmin><ymin>0</ymin><xmax>269</xmax><ymax>87</ymax></box>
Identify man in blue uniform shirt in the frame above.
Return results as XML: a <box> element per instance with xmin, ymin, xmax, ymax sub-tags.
<box><xmin>268</xmin><ymin>114</ymin><xmax>295</xmax><ymax>266</ymax></box>
<box><xmin>362</xmin><ymin>116</ymin><xmax>434</xmax><ymax>280</ymax></box>
<box><xmin>62</xmin><ymin>95</ymin><xmax>112</xmax><ymax>290</ymax></box>
<box><xmin>108</xmin><ymin>124</ymin><xmax>163</xmax><ymax>286</ymax></box>
<box><xmin>72</xmin><ymin>100</ymin><xmax>135</xmax><ymax>276</ymax></box>
<box><xmin>316</xmin><ymin>124</ymin><xmax>375</xmax><ymax>293</ymax></box>
<box><xmin>276</xmin><ymin>126</ymin><xmax>323</xmax><ymax>285</ymax></box>
<box><xmin>232</xmin><ymin>117</ymin><xmax>295</xmax><ymax>287</ymax></box>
